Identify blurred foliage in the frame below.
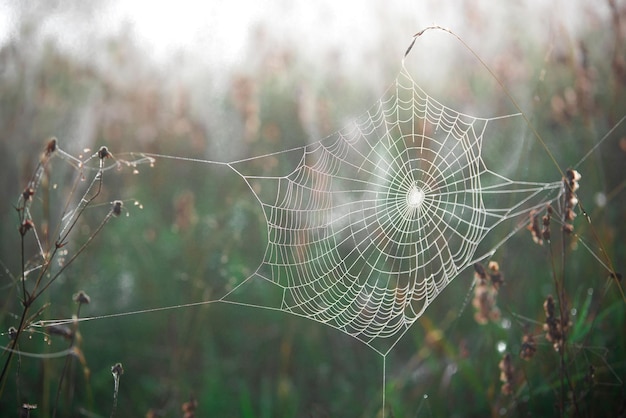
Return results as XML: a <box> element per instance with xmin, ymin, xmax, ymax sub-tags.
<box><xmin>1</xmin><ymin>3</ymin><xmax>626</xmax><ymax>418</ymax></box>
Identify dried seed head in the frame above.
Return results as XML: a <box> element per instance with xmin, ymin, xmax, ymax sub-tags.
<box><xmin>473</xmin><ymin>262</ymin><xmax>487</xmax><ymax>280</ymax></box>
<box><xmin>22</xmin><ymin>187</ymin><xmax>35</xmax><ymax>202</ymax></box>
<box><xmin>112</xmin><ymin>200</ymin><xmax>123</xmax><ymax>217</ymax></box>
<box><xmin>98</xmin><ymin>146</ymin><xmax>111</xmax><ymax>160</ymax></box>
<box><xmin>472</xmin><ymin>262</ymin><xmax>501</xmax><ymax>324</ymax></box>
<box><xmin>20</xmin><ymin>403</ymin><xmax>37</xmax><ymax>418</ymax></box>
<box><xmin>543</xmin><ymin>295</ymin><xmax>570</xmax><ymax>351</ymax></box>
<box><xmin>182</xmin><ymin>395</ymin><xmax>198</xmax><ymax>418</ymax></box>
<box><xmin>567</xmin><ymin>168</ymin><xmax>582</xmax><ymax>183</ymax></box>
<box><xmin>111</xmin><ymin>362</ymin><xmax>124</xmax><ymax>377</ymax></box>
<box><xmin>562</xmin><ymin>169</ymin><xmax>581</xmax><ymax>232</ymax></box>
<box><xmin>47</xmin><ymin>324</ymin><xmax>74</xmax><ymax>340</ymax></box>
<box><xmin>501</xmin><ymin>382</ymin><xmax>513</xmax><ymax>396</ymax></box>
<box><xmin>8</xmin><ymin>326</ymin><xmax>17</xmax><ymax>340</ymax></box>
<box><xmin>45</xmin><ymin>137</ymin><xmax>58</xmax><ymax>156</ymax></box>
<box><xmin>498</xmin><ymin>353</ymin><xmax>515</xmax><ymax>395</ymax></box>
<box><xmin>541</xmin><ymin>204</ymin><xmax>552</xmax><ymax>240</ymax></box>
<box><xmin>541</xmin><ymin>212</ymin><xmax>551</xmax><ymax>242</ymax></box>
<box><xmin>73</xmin><ymin>290</ymin><xmax>91</xmax><ymax>305</ymax></box>
<box><xmin>528</xmin><ymin>209</ymin><xmax>543</xmax><ymax>245</ymax></box>
<box><xmin>472</xmin><ymin>285</ymin><xmax>491</xmax><ymax>324</ymax></box>
<box><xmin>19</xmin><ymin>219</ymin><xmax>35</xmax><ymax>236</ymax></box>
<box><xmin>488</xmin><ymin>262</ymin><xmax>504</xmax><ymax>291</ymax></box>
<box><xmin>499</xmin><ymin>353</ymin><xmax>514</xmax><ymax>378</ymax></box>
<box><xmin>544</xmin><ymin>295</ymin><xmax>555</xmax><ymax>319</ymax></box>
<box><xmin>520</xmin><ymin>333</ymin><xmax>537</xmax><ymax>360</ymax></box>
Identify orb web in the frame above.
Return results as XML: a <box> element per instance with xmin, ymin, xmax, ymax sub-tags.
<box><xmin>231</xmin><ymin>64</ymin><xmax>563</xmax><ymax>351</ymax></box>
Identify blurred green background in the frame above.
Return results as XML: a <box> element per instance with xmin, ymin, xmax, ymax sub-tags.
<box><xmin>1</xmin><ymin>1</ymin><xmax>625</xmax><ymax>417</ymax></box>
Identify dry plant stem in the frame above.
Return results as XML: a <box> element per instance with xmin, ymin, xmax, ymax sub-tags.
<box><xmin>547</xmin><ymin>227</ymin><xmax>580</xmax><ymax>416</ymax></box>
<box><xmin>56</xmin><ymin>168</ymin><xmax>102</xmax><ymax>246</ymax></box>
<box><xmin>21</xmin><ymin>236</ymin><xmax>27</xmax><ymax>305</ymax></box>
<box><xmin>15</xmin><ymin>347</ymin><xmax>21</xmax><ymax>408</ymax></box>
<box><xmin>1</xmin><ymin>160</ymin><xmax>54</xmax><ymax>391</ymax></box>
<box><xmin>559</xmin><ymin>230</ymin><xmax>568</xmax><ymax>416</ymax></box>
<box><xmin>519</xmin><ymin>364</ymin><xmax>535</xmax><ymax>411</ymax></box>
<box><xmin>0</xmin><ymin>212</ymin><xmax>110</xmax><ymax>390</ymax></box>
<box><xmin>51</xmin><ymin>351</ymin><xmax>73</xmax><ymax>418</ymax></box>
<box><xmin>0</xmin><ymin>162</ymin><xmax>106</xmax><ymax>394</ymax></box>
<box><xmin>559</xmin><ymin>218</ymin><xmax>584</xmax><ymax>417</ymax></box>
<box><xmin>33</xmin><ymin>212</ymin><xmax>112</xmax><ymax>301</ymax></box>
<box><xmin>52</xmin><ymin>303</ymin><xmax>84</xmax><ymax>418</ymax></box>
<box><xmin>0</xmin><ymin>274</ymin><xmax>31</xmax><ymax>396</ymax></box>
<box><xmin>32</xmin><ymin>168</ymin><xmax>104</xmax><ymax>297</ymax></box>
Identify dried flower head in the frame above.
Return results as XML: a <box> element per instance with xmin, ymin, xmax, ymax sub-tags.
<box><xmin>110</xmin><ymin>362</ymin><xmax>124</xmax><ymax>418</ymax></box>
<box><xmin>541</xmin><ymin>205</ymin><xmax>552</xmax><ymax>242</ymax></box>
<box><xmin>182</xmin><ymin>395</ymin><xmax>198</xmax><ymax>418</ymax></box>
<box><xmin>45</xmin><ymin>137</ymin><xmax>57</xmax><ymax>156</ymax></box>
<box><xmin>46</xmin><ymin>324</ymin><xmax>74</xmax><ymax>340</ymax></box>
<box><xmin>474</xmin><ymin>262</ymin><xmax>487</xmax><ymax>281</ymax></box>
<box><xmin>20</xmin><ymin>403</ymin><xmax>37</xmax><ymax>418</ymax></box>
<box><xmin>543</xmin><ymin>295</ymin><xmax>555</xmax><ymax>318</ymax></box>
<box><xmin>499</xmin><ymin>353</ymin><xmax>515</xmax><ymax>395</ymax></box>
<box><xmin>73</xmin><ymin>290</ymin><xmax>91</xmax><ymax>305</ymax></box>
<box><xmin>112</xmin><ymin>200</ymin><xmax>123</xmax><ymax>217</ymax></box>
<box><xmin>566</xmin><ymin>168</ymin><xmax>581</xmax><ymax>187</ymax></box>
<box><xmin>488</xmin><ymin>261</ymin><xmax>504</xmax><ymax>290</ymax></box>
<box><xmin>22</xmin><ymin>187</ymin><xmax>35</xmax><ymax>203</ymax></box>
<box><xmin>8</xmin><ymin>326</ymin><xmax>18</xmax><ymax>340</ymax></box>
<box><xmin>472</xmin><ymin>262</ymin><xmax>501</xmax><ymax>324</ymax></box>
<box><xmin>562</xmin><ymin>169</ymin><xmax>581</xmax><ymax>231</ymax></box>
<box><xmin>528</xmin><ymin>209</ymin><xmax>543</xmax><ymax>245</ymax></box>
<box><xmin>111</xmin><ymin>362</ymin><xmax>124</xmax><ymax>377</ymax></box>
<box><xmin>520</xmin><ymin>333</ymin><xmax>537</xmax><ymax>360</ymax></box>
<box><xmin>543</xmin><ymin>295</ymin><xmax>571</xmax><ymax>351</ymax></box>
<box><xmin>562</xmin><ymin>223</ymin><xmax>574</xmax><ymax>234</ymax></box>
<box><xmin>98</xmin><ymin>146</ymin><xmax>111</xmax><ymax>160</ymax></box>
<box><xmin>19</xmin><ymin>219</ymin><xmax>35</xmax><ymax>236</ymax></box>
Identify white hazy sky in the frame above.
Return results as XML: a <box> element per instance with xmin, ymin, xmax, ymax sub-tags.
<box><xmin>0</xmin><ymin>0</ymin><xmax>609</xmax><ymax>109</ymax></box>
<box><xmin>0</xmin><ymin>0</ymin><xmax>605</xmax><ymax>70</ymax></box>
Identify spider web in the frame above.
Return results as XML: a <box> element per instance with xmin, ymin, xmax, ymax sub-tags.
<box><xmin>224</xmin><ymin>63</ymin><xmax>562</xmax><ymax>353</ymax></box>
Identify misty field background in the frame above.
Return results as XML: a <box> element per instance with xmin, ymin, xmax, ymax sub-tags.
<box><xmin>1</xmin><ymin>1</ymin><xmax>625</xmax><ymax>417</ymax></box>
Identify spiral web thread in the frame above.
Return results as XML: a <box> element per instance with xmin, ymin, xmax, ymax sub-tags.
<box><xmin>231</xmin><ymin>63</ymin><xmax>563</xmax><ymax>353</ymax></box>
